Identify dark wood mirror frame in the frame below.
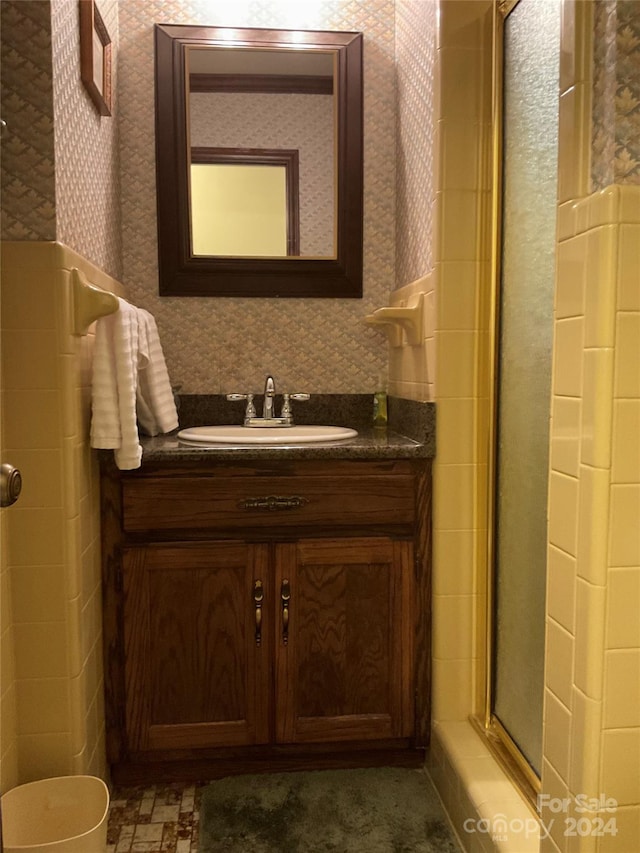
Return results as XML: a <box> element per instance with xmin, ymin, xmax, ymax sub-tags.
<box><xmin>154</xmin><ymin>24</ymin><xmax>363</xmax><ymax>298</ymax></box>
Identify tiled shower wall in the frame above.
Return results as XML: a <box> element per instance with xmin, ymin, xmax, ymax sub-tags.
<box><xmin>423</xmin><ymin>1</ymin><xmax>640</xmax><ymax>851</ymax></box>
<box><xmin>540</xmin><ymin>1</ymin><xmax>640</xmax><ymax>847</ymax></box>
<box><xmin>543</xmin><ymin>185</ymin><xmax>640</xmax><ymax>853</ymax></box>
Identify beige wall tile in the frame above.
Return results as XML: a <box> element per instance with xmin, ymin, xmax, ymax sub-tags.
<box><xmin>600</xmin><ymin>729</ymin><xmax>640</xmax><ymax>805</ymax></box>
<box><xmin>431</xmin><ymin>657</ymin><xmax>474</xmax><ymax>721</ymax></box>
<box><xmin>614</xmin><ymin>313</ymin><xmax>640</xmax><ymax>399</ymax></box>
<box><xmin>13</xmin><ymin>622</ymin><xmax>69</xmax><ymax>680</ymax></box>
<box><xmin>436</xmin><ymin>398</ymin><xmax>476</xmax><ymax>464</ymax></box>
<box><xmin>544</xmin><ymin>689</ymin><xmax>572</xmax><ymax>783</ymax></box>
<box><xmin>560</xmin><ymin>0</ymin><xmax>577</xmax><ymax>93</ymax></box>
<box><xmin>438</xmin><ymin>120</ymin><xmax>484</xmax><ymax>192</ymax></box>
<box><xmin>0</xmin><ymin>271</ymin><xmax>57</xmax><ymax>331</ymax></box>
<box><xmin>617</xmin><ymin>226</ymin><xmax>640</xmax><ymax>311</ymax></box>
<box><xmin>603</xmin><ymin>650</ymin><xmax>640</xmax><ymax>729</ymax></box>
<box><xmin>584</xmin><ymin>227</ymin><xmax>617</xmax><ymax>348</ymax></box>
<box><xmin>597</xmin><ymin>805</ymin><xmax>640</xmax><ymax>853</ymax></box>
<box><xmin>553</xmin><ymin>318</ymin><xmax>584</xmax><ymax>397</ymax></box>
<box><xmin>581</xmin><ymin>347</ymin><xmax>614</xmax><ymax>468</ymax></box>
<box><xmin>433</xmin><ymin>529</ymin><xmax>476</xmax><ymax>596</ymax></box>
<box><xmin>433</xmin><ymin>462</ymin><xmax>477</xmax><ymax>530</ymax></box>
<box><xmin>438</xmin><ymin>261</ymin><xmax>480</xmax><ymax>329</ymax></box>
<box><xmin>11</xmin><ymin>564</ymin><xmax>66</xmax><ymax>623</ymax></box>
<box><xmin>577</xmin><ymin>465</ymin><xmax>610</xmax><ymax>585</ymax></box>
<box><xmin>569</xmin><ymin>686</ymin><xmax>603</xmax><ymax>797</ymax></box>
<box><xmin>588</xmin><ymin>188</ymin><xmax>620</xmax><ymax>230</ymax></box>
<box><xmin>438</xmin><ymin>0</ymin><xmax>491</xmax><ymax>51</ymax></box>
<box><xmin>16</xmin><ymin>732</ymin><xmax>73</xmax><ymax>783</ymax></box>
<box><xmin>438</xmin><ymin>190</ymin><xmax>483</xmax><ymax>262</ymax></box>
<box><xmin>437</xmin><ymin>331</ymin><xmax>478</xmax><ymax>397</ymax></box>
<box><xmin>432</xmin><ymin>594</ymin><xmax>474</xmax><ymax>660</ymax></box>
<box><xmin>557</xmin><ymin>83</ymin><xmax>588</xmax><ymax>204</ymax></box>
<box><xmin>546</xmin><ymin>618</ymin><xmax>575</xmax><ymax>710</ymax></box>
<box><xmin>550</xmin><ymin>396</ymin><xmax>582</xmax><ymax>477</ymax></box>
<box><xmin>6</xmin><ymin>508</ymin><xmax>65</xmax><ymax>566</ymax></box>
<box><xmin>2</xmin><ymin>390</ymin><xmax>63</xmax><ymax>450</ymax></box>
<box><xmin>547</xmin><ymin>545</ymin><xmax>576</xmax><ymax>634</ymax></box>
<box><xmin>1</xmin><ymin>330</ymin><xmax>60</xmax><ymax>390</ymax></box>
<box><xmin>556</xmin><ymin>234</ymin><xmax>586</xmax><ymax>319</ymax></box>
<box><xmin>15</xmin><ymin>678</ymin><xmax>71</xmax><ymax>734</ymax></box>
<box><xmin>548</xmin><ymin>471</ymin><xmax>579</xmax><ymax>557</ymax></box>
<box><xmin>608</xmin><ymin>485</ymin><xmax>640</xmax><ymax>567</ymax></box>
<box><xmin>605</xmin><ymin>568</ymin><xmax>640</xmax><ymax>649</ymax></box>
<box><xmin>574</xmin><ymin>578</ymin><xmax>606</xmax><ymax>700</ymax></box>
<box><xmin>0</xmin><ymin>737</ymin><xmax>19</xmax><ymax>796</ymax></box>
<box><xmin>557</xmin><ymin>201</ymin><xmax>578</xmax><ymax>242</ymax></box>
<box><xmin>611</xmin><ymin>400</ymin><xmax>640</xmax><ymax>485</ymax></box>
<box><xmin>438</xmin><ymin>47</ymin><xmax>486</xmax><ymax>122</ymax></box>
<box><xmin>617</xmin><ymin>186</ymin><xmax>640</xmax><ymax>224</ymax></box>
<box><xmin>541</xmin><ymin>759</ymin><xmax>571</xmax><ymax>853</ymax></box>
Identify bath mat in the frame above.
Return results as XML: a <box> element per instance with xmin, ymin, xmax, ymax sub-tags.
<box><xmin>199</xmin><ymin>766</ymin><xmax>461</xmax><ymax>852</ymax></box>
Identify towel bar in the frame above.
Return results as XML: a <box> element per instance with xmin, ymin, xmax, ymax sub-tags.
<box><xmin>364</xmin><ymin>292</ymin><xmax>425</xmax><ymax>347</ymax></box>
<box><xmin>72</xmin><ymin>268</ymin><xmax>119</xmax><ymax>335</ymax></box>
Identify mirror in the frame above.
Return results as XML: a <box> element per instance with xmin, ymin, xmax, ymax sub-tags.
<box><xmin>154</xmin><ymin>25</ymin><xmax>363</xmax><ymax>298</ymax></box>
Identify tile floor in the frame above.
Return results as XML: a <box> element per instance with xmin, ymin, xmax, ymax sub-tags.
<box><xmin>107</xmin><ymin>783</ymin><xmax>201</xmax><ymax>853</ymax></box>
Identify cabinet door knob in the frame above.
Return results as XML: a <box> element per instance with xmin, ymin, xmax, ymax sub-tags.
<box><xmin>281</xmin><ymin>579</ymin><xmax>291</xmax><ymax>645</ymax></box>
<box><xmin>253</xmin><ymin>579</ymin><xmax>264</xmax><ymax>647</ymax></box>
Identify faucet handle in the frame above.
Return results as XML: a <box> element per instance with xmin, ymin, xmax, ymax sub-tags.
<box><xmin>226</xmin><ymin>393</ymin><xmax>256</xmax><ymax>421</ymax></box>
<box><xmin>280</xmin><ymin>392</ymin><xmax>310</xmax><ymax>423</ymax></box>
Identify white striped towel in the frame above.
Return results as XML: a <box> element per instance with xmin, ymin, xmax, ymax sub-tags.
<box><xmin>136</xmin><ymin>308</ymin><xmax>179</xmax><ymax>436</ymax></box>
<box><xmin>90</xmin><ymin>300</ymin><xmax>178</xmax><ymax>469</ymax></box>
<box><xmin>90</xmin><ymin>298</ymin><xmax>142</xmax><ymax>469</ymax></box>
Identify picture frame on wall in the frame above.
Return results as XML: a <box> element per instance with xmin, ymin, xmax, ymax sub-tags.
<box><xmin>79</xmin><ymin>0</ymin><xmax>112</xmax><ymax>116</ymax></box>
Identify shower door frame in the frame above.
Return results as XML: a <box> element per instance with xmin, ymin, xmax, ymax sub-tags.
<box><xmin>471</xmin><ymin>0</ymin><xmax>549</xmax><ymax>809</ymax></box>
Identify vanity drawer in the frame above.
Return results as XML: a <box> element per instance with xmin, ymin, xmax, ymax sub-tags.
<box><xmin>122</xmin><ymin>473</ymin><xmax>415</xmax><ymax>533</ymax></box>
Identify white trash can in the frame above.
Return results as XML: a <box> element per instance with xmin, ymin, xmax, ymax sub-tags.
<box><xmin>1</xmin><ymin>775</ymin><xmax>109</xmax><ymax>853</ymax></box>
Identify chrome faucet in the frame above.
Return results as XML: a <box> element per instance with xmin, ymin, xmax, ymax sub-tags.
<box><xmin>263</xmin><ymin>375</ymin><xmax>276</xmax><ymax>419</ymax></box>
<box><xmin>227</xmin><ymin>375</ymin><xmax>310</xmax><ymax>427</ymax></box>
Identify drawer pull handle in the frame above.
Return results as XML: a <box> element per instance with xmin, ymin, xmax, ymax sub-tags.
<box><xmin>253</xmin><ymin>579</ymin><xmax>264</xmax><ymax>647</ymax></box>
<box><xmin>281</xmin><ymin>579</ymin><xmax>291</xmax><ymax>645</ymax></box>
<box><xmin>239</xmin><ymin>495</ymin><xmax>309</xmax><ymax>512</ymax></box>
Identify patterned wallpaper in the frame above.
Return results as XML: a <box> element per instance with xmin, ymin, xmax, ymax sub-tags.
<box><xmin>51</xmin><ymin>0</ymin><xmax>122</xmax><ymax>279</ymax></box>
<box><xmin>0</xmin><ymin>1</ymin><xmax>56</xmax><ymax>241</ymax></box>
<box><xmin>0</xmin><ymin>0</ymin><xmax>122</xmax><ymax>276</ymax></box>
<box><xmin>190</xmin><ymin>92</ymin><xmax>334</xmax><ymax>256</ymax></box>
<box><xmin>395</xmin><ymin>0</ymin><xmax>437</xmax><ymax>287</ymax></box>
<box><xmin>592</xmin><ymin>0</ymin><xmax>640</xmax><ymax>188</ymax></box>
<box><xmin>118</xmin><ymin>0</ymin><xmax>397</xmax><ymax>394</ymax></box>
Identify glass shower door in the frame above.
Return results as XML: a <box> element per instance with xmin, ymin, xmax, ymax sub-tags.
<box><xmin>492</xmin><ymin>0</ymin><xmax>560</xmax><ymax>778</ymax></box>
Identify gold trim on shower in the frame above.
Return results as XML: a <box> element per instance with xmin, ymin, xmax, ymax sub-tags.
<box><xmin>471</xmin><ymin>0</ymin><xmax>541</xmax><ymax>811</ymax></box>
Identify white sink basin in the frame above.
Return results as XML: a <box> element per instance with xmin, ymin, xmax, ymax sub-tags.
<box><xmin>177</xmin><ymin>425</ymin><xmax>358</xmax><ymax>445</ymax></box>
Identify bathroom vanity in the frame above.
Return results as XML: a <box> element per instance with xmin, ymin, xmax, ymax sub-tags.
<box><xmin>100</xmin><ymin>418</ymin><xmax>433</xmax><ymax>784</ymax></box>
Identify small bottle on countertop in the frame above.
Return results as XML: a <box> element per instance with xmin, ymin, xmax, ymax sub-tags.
<box><xmin>373</xmin><ymin>372</ymin><xmax>388</xmax><ymax>428</ymax></box>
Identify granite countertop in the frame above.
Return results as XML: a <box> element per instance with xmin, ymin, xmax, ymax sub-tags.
<box><xmin>140</xmin><ymin>426</ymin><xmax>429</xmax><ymax>462</ymax></box>
<box><xmin>138</xmin><ymin>395</ymin><xmax>436</xmax><ymax>464</ymax></box>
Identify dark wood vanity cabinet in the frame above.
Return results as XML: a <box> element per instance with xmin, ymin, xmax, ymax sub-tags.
<box><xmin>101</xmin><ymin>457</ymin><xmax>431</xmax><ymax>783</ymax></box>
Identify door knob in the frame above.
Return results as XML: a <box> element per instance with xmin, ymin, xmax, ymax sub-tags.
<box><xmin>1</xmin><ymin>463</ymin><xmax>22</xmax><ymax>507</ymax></box>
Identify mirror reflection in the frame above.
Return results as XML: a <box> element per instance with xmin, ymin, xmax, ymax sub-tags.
<box><xmin>154</xmin><ymin>25</ymin><xmax>363</xmax><ymax>298</ymax></box>
<box><xmin>187</xmin><ymin>46</ymin><xmax>336</xmax><ymax>259</ymax></box>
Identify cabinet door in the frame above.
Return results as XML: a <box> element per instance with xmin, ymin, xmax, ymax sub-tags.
<box><xmin>274</xmin><ymin>537</ymin><xmax>414</xmax><ymax>744</ymax></box>
<box><xmin>123</xmin><ymin>542</ymin><xmax>270</xmax><ymax>752</ymax></box>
